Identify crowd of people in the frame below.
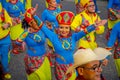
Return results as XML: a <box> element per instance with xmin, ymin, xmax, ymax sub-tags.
<box><xmin>0</xmin><ymin>0</ymin><xmax>120</xmax><ymax>80</ymax></box>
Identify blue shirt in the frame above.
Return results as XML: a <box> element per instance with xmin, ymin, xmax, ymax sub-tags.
<box><xmin>107</xmin><ymin>22</ymin><xmax>120</xmax><ymax>47</ymax></box>
<box><xmin>19</xmin><ymin>30</ymin><xmax>47</xmax><ymax>57</ymax></box>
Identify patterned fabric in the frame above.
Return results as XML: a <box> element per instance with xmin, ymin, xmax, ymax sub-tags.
<box><xmin>108</xmin><ymin>8</ymin><xmax>120</xmax><ymax>21</ymax></box>
<box><xmin>107</xmin><ymin>0</ymin><xmax>120</xmax><ymax>29</ymax></box>
<box><xmin>54</xmin><ymin>62</ymin><xmax>73</xmax><ymax>80</ymax></box>
<box><xmin>24</xmin><ymin>54</ymin><xmax>45</xmax><ymax>74</ymax></box>
<box><xmin>27</xmin><ymin>57</ymin><xmax>51</xmax><ymax>80</ymax></box>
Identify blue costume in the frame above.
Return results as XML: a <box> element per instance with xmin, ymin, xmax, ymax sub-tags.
<box><xmin>41</xmin><ymin>8</ymin><xmax>61</xmax><ymax>31</ymax></box>
<box><xmin>4</xmin><ymin>1</ymin><xmax>25</xmax><ymax>18</ymax></box>
<box><xmin>15</xmin><ymin>13</ymin><xmax>52</xmax><ymax>79</ymax></box>
<box><xmin>41</xmin><ymin>8</ymin><xmax>61</xmax><ymax>66</ymax></box>
<box><xmin>41</xmin><ymin>24</ymin><xmax>96</xmax><ymax>64</ymax></box>
<box><xmin>107</xmin><ymin>22</ymin><xmax>120</xmax><ymax>77</ymax></box>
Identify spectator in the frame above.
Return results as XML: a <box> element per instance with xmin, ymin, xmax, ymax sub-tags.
<box><xmin>66</xmin><ymin>47</ymin><xmax>112</xmax><ymax>80</ymax></box>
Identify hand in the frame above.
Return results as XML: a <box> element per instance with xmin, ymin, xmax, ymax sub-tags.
<box><xmin>102</xmin><ymin>59</ymin><xmax>109</xmax><ymax>66</ymax></box>
<box><xmin>31</xmin><ymin>4</ymin><xmax>38</xmax><ymax>15</ymax></box>
<box><xmin>46</xmin><ymin>21</ymin><xmax>52</xmax><ymax>29</ymax></box>
<box><xmin>2</xmin><ymin>23</ymin><xmax>10</xmax><ymax>29</ymax></box>
<box><xmin>16</xmin><ymin>18</ymin><xmax>21</xmax><ymax>24</ymax></box>
<box><xmin>94</xmin><ymin>19</ymin><xmax>107</xmax><ymax>27</ymax></box>
<box><xmin>116</xmin><ymin>14</ymin><xmax>120</xmax><ymax>19</ymax></box>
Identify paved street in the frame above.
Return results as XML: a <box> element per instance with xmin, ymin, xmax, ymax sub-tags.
<box><xmin>9</xmin><ymin>0</ymin><xmax>119</xmax><ymax>80</ymax></box>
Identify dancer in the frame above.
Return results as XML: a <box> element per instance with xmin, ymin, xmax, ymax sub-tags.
<box><xmin>0</xmin><ymin>2</ymin><xmax>12</xmax><ymax>79</ymax></box>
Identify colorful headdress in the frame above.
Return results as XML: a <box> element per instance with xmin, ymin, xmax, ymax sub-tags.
<box><xmin>24</xmin><ymin>8</ymin><xmax>35</xmax><ymax>23</ymax></box>
<box><xmin>80</xmin><ymin>0</ymin><xmax>93</xmax><ymax>8</ymax></box>
<box><xmin>56</xmin><ymin>11</ymin><xmax>74</xmax><ymax>26</ymax></box>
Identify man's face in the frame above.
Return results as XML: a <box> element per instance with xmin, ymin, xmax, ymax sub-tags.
<box><xmin>86</xmin><ymin>2</ymin><xmax>95</xmax><ymax>13</ymax></box>
<box><xmin>77</xmin><ymin>60</ymin><xmax>102</xmax><ymax>80</ymax></box>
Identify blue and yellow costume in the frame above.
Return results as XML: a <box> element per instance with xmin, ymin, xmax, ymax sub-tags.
<box><xmin>16</xmin><ymin>8</ymin><xmax>51</xmax><ymax>80</ymax></box>
<box><xmin>108</xmin><ymin>0</ymin><xmax>120</xmax><ymax>29</ymax></box>
<box><xmin>106</xmin><ymin>0</ymin><xmax>120</xmax><ymax>40</ymax></box>
<box><xmin>40</xmin><ymin>11</ymin><xmax>96</xmax><ymax>80</ymax></box>
<box><xmin>71</xmin><ymin>0</ymin><xmax>105</xmax><ymax>50</ymax></box>
<box><xmin>0</xmin><ymin>2</ymin><xmax>12</xmax><ymax>79</ymax></box>
<box><xmin>4</xmin><ymin>0</ymin><xmax>25</xmax><ymax>40</ymax></box>
<box><xmin>4</xmin><ymin>0</ymin><xmax>25</xmax><ymax>53</ymax></box>
<box><xmin>107</xmin><ymin>22</ymin><xmax>120</xmax><ymax>78</ymax></box>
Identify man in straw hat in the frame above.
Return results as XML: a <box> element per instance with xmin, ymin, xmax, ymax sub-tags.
<box><xmin>66</xmin><ymin>47</ymin><xmax>112</xmax><ymax>80</ymax></box>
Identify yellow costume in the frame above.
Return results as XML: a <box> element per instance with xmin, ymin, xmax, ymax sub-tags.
<box><xmin>71</xmin><ymin>10</ymin><xmax>104</xmax><ymax>49</ymax></box>
<box><xmin>27</xmin><ymin>57</ymin><xmax>51</xmax><ymax>80</ymax></box>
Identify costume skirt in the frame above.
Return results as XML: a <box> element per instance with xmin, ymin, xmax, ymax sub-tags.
<box><xmin>24</xmin><ymin>55</ymin><xmax>51</xmax><ymax>80</ymax></box>
<box><xmin>10</xmin><ymin>23</ymin><xmax>24</xmax><ymax>40</ymax></box>
<box><xmin>54</xmin><ymin>62</ymin><xmax>76</xmax><ymax>80</ymax></box>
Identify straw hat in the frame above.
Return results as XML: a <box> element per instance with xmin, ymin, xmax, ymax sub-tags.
<box><xmin>66</xmin><ymin>47</ymin><xmax>112</xmax><ymax>74</ymax></box>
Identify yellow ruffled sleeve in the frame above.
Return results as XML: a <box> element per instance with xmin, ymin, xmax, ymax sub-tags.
<box><xmin>4</xmin><ymin>10</ymin><xmax>12</xmax><ymax>26</ymax></box>
<box><xmin>71</xmin><ymin>14</ymin><xmax>82</xmax><ymax>31</ymax></box>
<box><xmin>95</xmin><ymin>16</ymin><xmax>105</xmax><ymax>34</ymax></box>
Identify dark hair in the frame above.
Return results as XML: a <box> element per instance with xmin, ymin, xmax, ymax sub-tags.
<box><xmin>22</xmin><ymin>19</ymin><xmax>30</xmax><ymax>29</ymax></box>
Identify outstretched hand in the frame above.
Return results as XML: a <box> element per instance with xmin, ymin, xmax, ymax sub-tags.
<box><xmin>31</xmin><ymin>4</ymin><xmax>38</xmax><ymax>15</ymax></box>
<box><xmin>94</xmin><ymin>19</ymin><xmax>107</xmax><ymax>27</ymax></box>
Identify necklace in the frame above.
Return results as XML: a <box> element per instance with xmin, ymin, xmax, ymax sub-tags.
<box><xmin>29</xmin><ymin>32</ymin><xmax>42</xmax><ymax>43</ymax></box>
<box><xmin>59</xmin><ymin>37</ymin><xmax>72</xmax><ymax>50</ymax></box>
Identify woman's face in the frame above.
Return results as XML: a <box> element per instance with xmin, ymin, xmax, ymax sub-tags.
<box><xmin>9</xmin><ymin>0</ymin><xmax>17</xmax><ymax>4</ymax></box>
<box><xmin>28</xmin><ymin>19</ymin><xmax>39</xmax><ymax>30</ymax></box>
<box><xmin>49</xmin><ymin>0</ymin><xmax>57</xmax><ymax>8</ymax></box>
<box><xmin>86</xmin><ymin>2</ymin><xmax>95</xmax><ymax>13</ymax></box>
<box><xmin>59</xmin><ymin>25</ymin><xmax>70</xmax><ymax>37</ymax></box>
